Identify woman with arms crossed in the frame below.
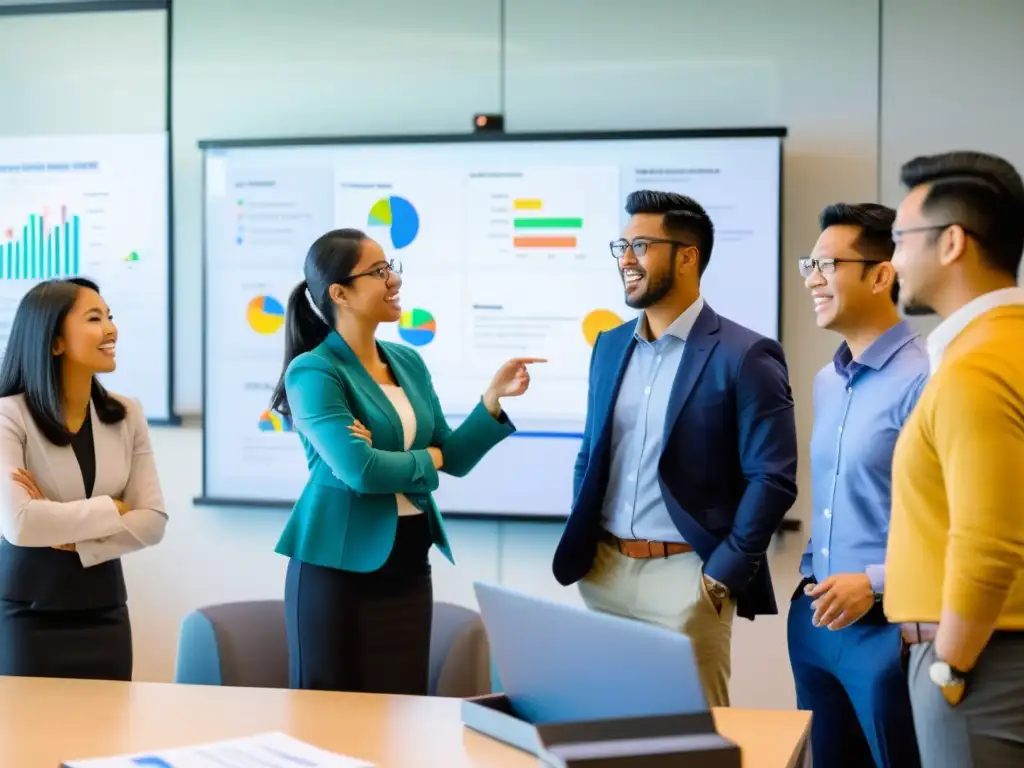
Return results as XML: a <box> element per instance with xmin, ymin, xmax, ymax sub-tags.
<box><xmin>0</xmin><ymin>278</ymin><xmax>167</xmax><ymax>680</ymax></box>
<box><xmin>270</xmin><ymin>228</ymin><xmax>542</xmax><ymax>695</ymax></box>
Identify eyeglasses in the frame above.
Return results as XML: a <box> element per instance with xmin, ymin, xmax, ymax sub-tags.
<box><xmin>609</xmin><ymin>237</ymin><xmax>690</xmax><ymax>260</ymax></box>
<box><xmin>891</xmin><ymin>223</ymin><xmax>982</xmax><ymax>244</ymax></box>
<box><xmin>798</xmin><ymin>257</ymin><xmax>883</xmax><ymax>277</ymax></box>
<box><xmin>345</xmin><ymin>259</ymin><xmax>402</xmax><ymax>282</ymax></box>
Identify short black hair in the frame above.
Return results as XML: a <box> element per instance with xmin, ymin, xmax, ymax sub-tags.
<box><xmin>900</xmin><ymin>150</ymin><xmax>1024</xmax><ymax>278</ymax></box>
<box><xmin>819</xmin><ymin>202</ymin><xmax>900</xmax><ymax>303</ymax></box>
<box><xmin>625</xmin><ymin>190</ymin><xmax>715</xmax><ymax>276</ymax></box>
<box><xmin>0</xmin><ymin>277</ymin><xmax>126</xmax><ymax>446</ymax></box>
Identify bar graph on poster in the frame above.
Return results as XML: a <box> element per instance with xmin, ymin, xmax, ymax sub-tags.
<box><xmin>0</xmin><ymin>134</ymin><xmax>171</xmax><ymax>420</ymax></box>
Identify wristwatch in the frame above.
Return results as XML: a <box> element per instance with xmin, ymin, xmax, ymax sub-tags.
<box><xmin>929</xmin><ymin>659</ymin><xmax>968</xmax><ymax>707</ymax></box>
<box><xmin>704</xmin><ymin>574</ymin><xmax>730</xmax><ymax>604</ymax></box>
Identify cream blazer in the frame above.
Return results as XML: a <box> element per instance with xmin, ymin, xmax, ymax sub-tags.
<box><xmin>0</xmin><ymin>393</ymin><xmax>167</xmax><ymax>568</ymax></box>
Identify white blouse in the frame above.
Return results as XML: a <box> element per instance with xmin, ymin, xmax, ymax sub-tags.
<box><xmin>380</xmin><ymin>385</ymin><xmax>423</xmax><ymax>517</ymax></box>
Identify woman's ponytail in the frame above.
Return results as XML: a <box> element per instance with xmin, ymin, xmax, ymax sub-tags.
<box><xmin>269</xmin><ymin>279</ymin><xmax>330</xmax><ymax>416</ymax></box>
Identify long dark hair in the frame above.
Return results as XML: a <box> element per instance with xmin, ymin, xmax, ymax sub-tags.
<box><xmin>0</xmin><ymin>277</ymin><xmax>126</xmax><ymax>446</ymax></box>
<box><xmin>269</xmin><ymin>228</ymin><xmax>367</xmax><ymax>417</ymax></box>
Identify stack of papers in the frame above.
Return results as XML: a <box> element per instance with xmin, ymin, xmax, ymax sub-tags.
<box><xmin>61</xmin><ymin>732</ymin><xmax>375</xmax><ymax>768</ymax></box>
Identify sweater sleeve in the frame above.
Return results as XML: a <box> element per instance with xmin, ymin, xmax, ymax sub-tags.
<box><xmin>934</xmin><ymin>362</ymin><xmax>1024</xmax><ymax>624</ymax></box>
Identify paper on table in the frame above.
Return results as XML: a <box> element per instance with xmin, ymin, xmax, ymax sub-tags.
<box><xmin>61</xmin><ymin>731</ymin><xmax>375</xmax><ymax>768</ymax></box>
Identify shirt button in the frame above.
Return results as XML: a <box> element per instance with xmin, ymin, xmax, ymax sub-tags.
<box><xmin>643</xmin><ymin>386</ymin><xmax>651</xmax><ymax>396</ymax></box>
<box><xmin>824</xmin><ymin>509</ymin><xmax>832</xmax><ymax>519</ymax></box>
<box><xmin>838</xmin><ymin>426</ymin><xmax>843</xmax><ymax>434</ymax></box>
<box><xmin>627</xmin><ymin>473</ymin><xmax>636</xmax><ymax>482</ymax></box>
<box><xmin>821</xmin><ymin>547</ymin><xmax>829</xmax><ymax>557</ymax></box>
<box><xmin>847</xmin><ymin>386</ymin><xmax>853</xmax><ymax>393</ymax></box>
<box><xmin>656</xmin><ymin>355</ymin><xmax>662</xmax><ymax>363</ymax></box>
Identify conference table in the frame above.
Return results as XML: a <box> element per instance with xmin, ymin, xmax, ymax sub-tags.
<box><xmin>0</xmin><ymin>676</ymin><xmax>811</xmax><ymax>767</ymax></box>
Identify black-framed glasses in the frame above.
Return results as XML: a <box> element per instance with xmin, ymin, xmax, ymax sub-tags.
<box><xmin>891</xmin><ymin>222</ymin><xmax>983</xmax><ymax>244</ymax></box>
<box><xmin>345</xmin><ymin>259</ymin><xmax>402</xmax><ymax>282</ymax></box>
<box><xmin>609</xmin><ymin>237</ymin><xmax>690</xmax><ymax>260</ymax></box>
<box><xmin>798</xmin><ymin>257</ymin><xmax>883</xmax><ymax>277</ymax></box>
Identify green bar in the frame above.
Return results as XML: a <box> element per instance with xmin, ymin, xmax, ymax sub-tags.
<box><xmin>28</xmin><ymin>217</ymin><xmax>35</xmax><ymax>279</ymax></box>
<box><xmin>55</xmin><ymin>224</ymin><xmax>61</xmax><ymax>274</ymax></box>
<box><xmin>38</xmin><ymin>214</ymin><xmax>44</xmax><ymax>278</ymax></box>
<box><xmin>513</xmin><ymin>217</ymin><xmax>584</xmax><ymax>229</ymax></box>
<box><xmin>72</xmin><ymin>216</ymin><xmax>79</xmax><ymax>274</ymax></box>
<box><xmin>22</xmin><ymin>225</ymin><xmax>28</xmax><ymax>278</ymax></box>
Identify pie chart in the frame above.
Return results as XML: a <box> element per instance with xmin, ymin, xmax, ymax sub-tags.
<box><xmin>368</xmin><ymin>195</ymin><xmax>419</xmax><ymax>249</ymax></box>
<box><xmin>581</xmin><ymin>308</ymin><xmax>624</xmax><ymax>346</ymax></box>
<box><xmin>247</xmin><ymin>295</ymin><xmax>285</xmax><ymax>334</ymax></box>
<box><xmin>258</xmin><ymin>408</ymin><xmax>293</xmax><ymax>433</ymax></box>
<box><xmin>398</xmin><ymin>308</ymin><xmax>436</xmax><ymax>347</ymax></box>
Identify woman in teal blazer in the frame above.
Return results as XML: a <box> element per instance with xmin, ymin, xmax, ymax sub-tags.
<box><xmin>269</xmin><ymin>228</ymin><xmax>542</xmax><ymax>695</ymax></box>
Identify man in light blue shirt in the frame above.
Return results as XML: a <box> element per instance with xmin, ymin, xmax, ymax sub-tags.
<box><xmin>788</xmin><ymin>203</ymin><xmax>928</xmax><ymax>768</ymax></box>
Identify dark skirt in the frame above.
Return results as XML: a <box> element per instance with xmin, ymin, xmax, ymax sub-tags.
<box><xmin>0</xmin><ymin>599</ymin><xmax>132</xmax><ymax>680</ymax></box>
<box><xmin>285</xmin><ymin>513</ymin><xmax>433</xmax><ymax>695</ymax></box>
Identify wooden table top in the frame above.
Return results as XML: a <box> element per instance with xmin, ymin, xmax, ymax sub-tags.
<box><xmin>0</xmin><ymin>677</ymin><xmax>810</xmax><ymax>767</ymax></box>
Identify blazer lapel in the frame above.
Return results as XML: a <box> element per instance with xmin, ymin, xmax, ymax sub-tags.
<box><xmin>379</xmin><ymin>344</ymin><xmax>432</xmax><ymax>447</ymax></box>
<box><xmin>592</xmin><ymin>323</ymin><xmax>638</xmax><ymax>444</ymax></box>
<box><xmin>324</xmin><ymin>332</ymin><xmax>404</xmax><ymax>440</ymax></box>
<box><xmin>88</xmin><ymin>399</ymin><xmax>123</xmax><ymax>498</ymax></box>
<box><xmin>39</xmin><ymin>436</ymin><xmax>85</xmax><ymax>502</ymax></box>
<box><xmin>664</xmin><ymin>304</ymin><xmax>721</xmax><ymax>440</ymax></box>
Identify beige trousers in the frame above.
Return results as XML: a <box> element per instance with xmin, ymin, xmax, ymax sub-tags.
<box><xmin>578</xmin><ymin>539</ymin><xmax>734</xmax><ymax>707</ymax></box>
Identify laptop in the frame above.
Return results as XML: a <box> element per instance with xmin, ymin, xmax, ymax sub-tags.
<box><xmin>473</xmin><ymin>581</ymin><xmax>708</xmax><ymax>725</ymax></box>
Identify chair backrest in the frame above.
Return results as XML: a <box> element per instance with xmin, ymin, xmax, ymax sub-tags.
<box><xmin>175</xmin><ymin>598</ymin><xmax>492</xmax><ymax>697</ymax></box>
<box><xmin>429</xmin><ymin>601</ymin><xmax>491</xmax><ymax>697</ymax></box>
<box><xmin>174</xmin><ymin>600</ymin><xmax>288</xmax><ymax>689</ymax></box>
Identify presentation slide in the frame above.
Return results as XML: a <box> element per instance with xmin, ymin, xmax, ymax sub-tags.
<box><xmin>0</xmin><ymin>133</ymin><xmax>172</xmax><ymax>422</ymax></box>
<box><xmin>200</xmin><ymin>131</ymin><xmax>782</xmax><ymax>516</ymax></box>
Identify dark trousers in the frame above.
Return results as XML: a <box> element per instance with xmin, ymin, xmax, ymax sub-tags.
<box><xmin>787</xmin><ymin>590</ymin><xmax>920</xmax><ymax>768</ymax></box>
<box><xmin>285</xmin><ymin>514</ymin><xmax>433</xmax><ymax>695</ymax></box>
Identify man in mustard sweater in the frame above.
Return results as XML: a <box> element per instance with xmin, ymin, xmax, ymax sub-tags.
<box><xmin>885</xmin><ymin>150</ymin><xmax>1024</xmax><ymax>767</ymax></box>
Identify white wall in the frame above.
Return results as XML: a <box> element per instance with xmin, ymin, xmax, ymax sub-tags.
<box><xmin>2</xmin><ymin>0</ymin><xmax>1023</xmax><ymax>711</ymax></box>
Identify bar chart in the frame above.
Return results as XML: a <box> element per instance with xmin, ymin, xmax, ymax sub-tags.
<box><xmin>511</xmin><ymin>203</ymin><xmax>584</xmax><ymax>249</ymax></box>
<box><xmin>0</xmin><ymin>207</ymin><xmax>80</xmax><ymax>281</ymax></box>
<box><xmin>465</xmin><ymin>166</ymin><xmax>620</xmax><ymax>269</ymax></box>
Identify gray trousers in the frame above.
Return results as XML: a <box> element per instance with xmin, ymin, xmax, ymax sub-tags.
<box><xmin>908</xmin><ymin>633</ymin><xmax>1024</xmax><ymax>767</ymax></box>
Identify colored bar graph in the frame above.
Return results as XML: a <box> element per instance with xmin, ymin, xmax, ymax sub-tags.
<box><xmin>513</xmin><ymin>235</ymin><xmax>578</xmax><ymax>248</ymax></box>
<box><xmin>513</xmin><ymin>217</ymin><xmax>584</xmax><ymax>229</ymax></box>
<box><xmin>512</xmin><ymin>198</ymin><xmax>543</xmax><ymax>210</ymax></box>
<box><xmin>0</xmin><ymin>210</ymin><xmax>81</xmax><ymax>280</ymax></box>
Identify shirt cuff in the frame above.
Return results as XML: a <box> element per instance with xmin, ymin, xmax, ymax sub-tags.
<box><xmin>865</xmin><ymin>564</ymin><xmax>885</xmax><ymax>594</ymax></box>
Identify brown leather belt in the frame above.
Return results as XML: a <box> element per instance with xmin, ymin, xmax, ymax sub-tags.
<box><xmin>900</xmin><ymin>622</ymin><xmax>939</xmax><ymax>646</ymax></box>
<box><xmin>603</xmin><ymin>531</ymin><xmax>693</xmax><ymax>559</ymax></box>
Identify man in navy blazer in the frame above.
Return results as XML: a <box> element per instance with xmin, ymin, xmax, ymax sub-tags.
<box><xmin>553</xmin><ymin>190</ymin><xmax>798</xmax><ymax>707</ymax></box>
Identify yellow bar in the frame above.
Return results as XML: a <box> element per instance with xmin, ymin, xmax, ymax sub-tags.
<box><xmin>513</xmin><ymin>198</ymin><xmax>543</xmax><ymax>210</ymax></box>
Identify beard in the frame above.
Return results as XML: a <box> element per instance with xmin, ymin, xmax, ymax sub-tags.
<box><xmin>902</xmin><ymin>300</ymin><xmax>936</xmax><ymax>316</ymax></box>
<box><xmin>625</xmin><ymin>269</ymin><xmax>675</xmax><ymax>309</ymax></box>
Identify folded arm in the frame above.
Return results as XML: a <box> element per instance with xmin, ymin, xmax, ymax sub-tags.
<box><xmin>0</xmin><ymin>409</ymin><xmax>125</xmax><ymax>548</ymax></box>
<box><xmin>934</xmin><ymin>365</ymin><xmax>1024</xmax><ymax>670</ymax></box>
<box><xmin>287</xmin><ymin>357</ymin><xmax>440</xmax><ymax>494</ymax></box>
<box><xmin>422</xmin><ymin>359</ymin><xmax>515</xmax><ymax>478</ymax></box>
<box><xmin>75</xmin><ymin>398</ymin><xmax>168</xmax><ymax>567</ymax></box>
<box><xmin>703</xmin><ymin>340</ymin><xmax>799</xmax><ymax>594</ymax></box>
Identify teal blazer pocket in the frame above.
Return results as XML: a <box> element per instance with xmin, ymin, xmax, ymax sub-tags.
<box><xmin>275</xmin><ymin>331</ymin><xmax>515</xmax><ymax>572</ymax></box>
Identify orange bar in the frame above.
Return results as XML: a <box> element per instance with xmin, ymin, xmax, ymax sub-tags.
<box><xmin>513</xmin><ymin>236</ymin><xmax>577</xmax><ymax>248</ymax></box>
